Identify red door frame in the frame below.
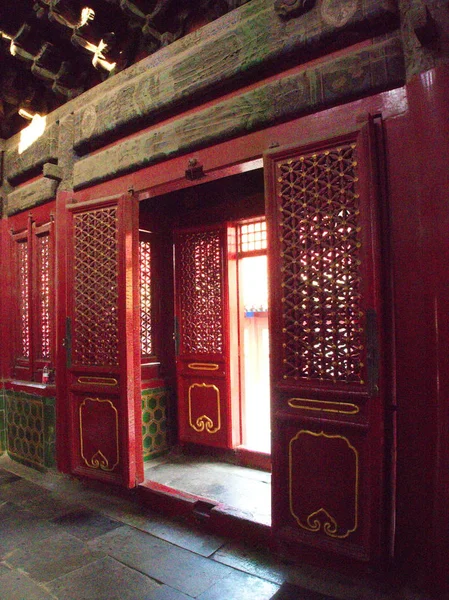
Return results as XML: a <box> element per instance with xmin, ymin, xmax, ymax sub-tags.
<box><xmin>57</xmin><ymin>193</ymin><xmax>142</xmax><ymax>488</ymax></box>
<box><xmin>264</xmin><ymin>120</ymin><xmax>390</xmax><ymax>567</ymax></box>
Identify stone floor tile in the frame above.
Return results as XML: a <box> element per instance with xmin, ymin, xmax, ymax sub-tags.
<box><xmin>0</xmin><ymin>561</ymin><xmax>12</xmax><ymax>576</ymax></box>
<box><xmin>270</xmin><ymin>581</ymin><xmax>336</xmax><ymax>599</ymax></box>
<box><xmin>0</xmin><ymin>478</ymin><xmax>48</xmax><ymax>504</ymax></box>
<box><xmin>212</xmin><ymin>541</ymin><xmax>287</xmax><ymax>584</ymax></box>
<box><xmin>148</xmin><ymin>585</ymin><xmax>195</xmax><ymax>599</ymax></box>
<box><xmin>0</xmin><ymin>500</ymin><xmax>23</xmax><ymax>520</ymax></box>
<box><xmin>196</xmin><ymin>569</ymin><xmax>280</xmax><ymax>600</ymax></box>
<box><xmin>287</xmin><ymin>564</ymin><xmax>388</xmax><ymax>600</ymax></box>
<box><xmin>88</xmin><ymin>525</ymin><xmax>233</xmax><ymax>597</ymax></box>
<box><xmin>51</xmin><ymin>508</ymin><xmax>122</xmax><ymax>541</ymax></box>
<box><xmin>0</xmin><ymin>469</ymin><xmax>22</xmax><ymax>485</ymax></box>
<box><xmin>0</xmin><ymin>511</ymin><xmax>59</xmax><ymax>559</ymax></box>
<box><xmin>130</xmin><ymin>510</ymin><xmax>225</xmax><ymax>557</ymax></box>
<box><xmin>20</xmin><ymin>490</ymin><xmax>82</xmax><ymax>519</ymax></box>
<box><xmin>5</xmin><ymin>532</ymin><xmax>105</xmax><ymax>583</ymax></box>
<box><xmin>0</xmin><ymin>569</ymin><xmax>57</xmax><ymax>600</ymax></box>
<box><xmin>285</xmin><ymin>563</ymin><xmax>393</xmax><ymax>600</ymax></box>
<box><xmin>47</xmin><ymin>556</ymin><xmax>160</xmax><ymax>600</ymax></box>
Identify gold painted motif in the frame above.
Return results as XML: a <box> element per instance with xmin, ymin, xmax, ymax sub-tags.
<box><xmin>188</xmin><ymin>383</ymin><xmax>221</xmax><ymax>434</ymax></box>
<box><xmin>188</xmin><ymin>363</ymin><xmax>219</xmax><ymax>371</ymax></box>
<box><xmin>79</xmin><ymin>397</ymin><xmax>119</xmax><ymax>471</ymax></box>
<box><xmin>77</xmin><ymin>376</ymin><xmax>118</xmax><ymax>386</ymax></box>
<box><xmin>288</xmin><ymin>398</ymin><xmax>359</xmax><ymax>415</ymax></box>
<box><xmin>289</xmin><ymin>430</ymin><xmax>359</xmax><ymax>539</ymax></box>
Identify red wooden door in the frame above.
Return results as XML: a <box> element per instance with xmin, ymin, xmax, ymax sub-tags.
<box><xmin>265</xmin><ymin>122</ymin><xmax>388</xmax><ymax>564</ymax></box>
<box><xmin>174</xmin><ymin>224</ymin><xmax>239</xmax><ymax>449</ymax></box>
<box><xmin>65</xmin><ymin>194</ymin><xmax>142</xmax><ymax>487</ymax></box>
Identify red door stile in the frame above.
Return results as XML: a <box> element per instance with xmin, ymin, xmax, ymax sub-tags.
<box><xmin>265</xmin><ymin>120</ymin><xmax>387</xmax><ymax>565</ymax></box>
<box><xmin>66</xmin><ymin>193</ymin><xmax>142</xmax><ymax>487</ymax></box>
<box><xmin>174</xmin><ymin>223</ymin><xmax>239</xmax><ymax>450</ymax></box>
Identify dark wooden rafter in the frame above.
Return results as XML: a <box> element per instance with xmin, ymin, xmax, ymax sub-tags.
<box><xmin>0</xmin><ymin>0</ymin><xmax>252</xmax><ymax>138</ymax></box>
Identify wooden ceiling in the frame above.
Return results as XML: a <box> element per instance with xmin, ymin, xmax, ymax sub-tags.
<box><xmin>0</xmin><ymin>0</ymin><xmax>250</xmax><ymax>138</ymax></box>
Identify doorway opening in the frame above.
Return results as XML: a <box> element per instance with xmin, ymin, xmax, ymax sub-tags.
<box><xmin>237</xmin><ymin>219</ymin><xmax>270</xmax><ymax>455</ymax></box>
<box><xmin>138</xmin><ymin>168</ymin><xmax>271</xmax><ymax>524</ymax></box>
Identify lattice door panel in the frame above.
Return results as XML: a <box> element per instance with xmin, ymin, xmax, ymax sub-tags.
<box><xmin>176</xmin><ymin>229</ymin><xmax>224</xmax><ymax>355</ymax></box>
<box><xmin>72</xmin><ymin>206</ymin><xmax>119</xmax><ymax>367</ymax></box>
<box><xmin>17</xmin><ymin>239</ymin><xmax>30</xmax><ymax>360</ymax></box>
<box><xmin>66</xmin><ymin>195</ymin><xmax>142</xmax><ymax>488</ymax></box>
<box><xmin>265</xmin><ymin>123</ymin><xmax>386</xmax><ymax>566</ymax></box>
<box><xmin>276</xmin><ymin>143</ymin><xmax>366</xmax><ymax>386</ymax></box>
<box><xmin>174</xmin><ymin>225</ymin><xmax>236</xmax><ymax>449</ymax></box>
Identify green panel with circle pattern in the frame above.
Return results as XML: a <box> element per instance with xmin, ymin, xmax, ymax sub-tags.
<box><xmin>142</xmin><ymin>387</ymin><xmax>169</xmax><ymax>460</ymax></box>
<box><xmin>5</xmin><ymin>392</ymin><xmax>55</xmax><ymax>469</ymax></box>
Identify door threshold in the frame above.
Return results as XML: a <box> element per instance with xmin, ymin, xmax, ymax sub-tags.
<box><xmin>138</xmin><ymin>453</ymin><xmax>272</xmax><ymax>543</ymax></box>
<box><xmin>138</xmin><ymin>478</ymin><xmax>272</xmax><ymax>546</ymax></box>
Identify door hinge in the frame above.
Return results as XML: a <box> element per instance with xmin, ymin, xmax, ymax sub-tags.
<box><xmin>64</xmin><ymin>317</ymin><xmax>72</xmax><ymax>368</ymax></box>
<box><xmin>173</xmin><ymin>315</ymin><xmax>180</xmax><ymax>356</ymax></box>
<box><xmin>366</xmin><ymin>308</ymin><xmax>379</xmax><ymax>396</ymax></box>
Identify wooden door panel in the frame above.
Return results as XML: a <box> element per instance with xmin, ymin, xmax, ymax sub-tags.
<box><xmin>274</xmin><ymin>417</ymin><xmax>371</xmax><ymax>559</ymax></box>
<box><xmin>266</xmin><ymin>121</ymin><xmax>386</xmax><ymax>564</ymax></box>
<box><xmin>177</xmin><ymin>373</ymin><xmax>229</xmax><ymax>446</ymax></box>
<box><xmin>174</xmin><ymin>224</ymin><xmax>237</xmax><ymax>449</ymax></box>
<box><xmin>66</xmin><ymin>195</ymin><xmax>142</xmax><ymax>487</ymax></box>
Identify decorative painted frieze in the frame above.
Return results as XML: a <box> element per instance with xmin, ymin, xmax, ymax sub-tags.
<box><xmin>73</xmin><ymin>35</ymin><xmax>405</xmax><ymax>189</ymax></box>
<box><xmin>4</xmin><ymin>122</ymin><xmax>58</xmax><ymax>185</ymax></box>
<box><xmin>73</xmin><ymin>0</ymin><xmax>399</xmax><ymax>152</ymax></box>
<box><xmin>6</xmin><ymin>177</ymin><xmax>58</xmax><ymax>216</ymax></box>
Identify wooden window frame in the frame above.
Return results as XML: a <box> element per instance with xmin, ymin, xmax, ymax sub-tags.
<box><xmin>11</xmin><ymin>215</ymin><xmax>55</xmax><ymax>383</ymax></box>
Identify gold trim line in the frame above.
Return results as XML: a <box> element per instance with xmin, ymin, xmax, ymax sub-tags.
<box><xmin>187</xmin><ymin>363</ymin><xmax>219</xmax><ymax>371</ymax></box>
<box><xmin>288</xmin><ymin>398</ymin><xmax>359</xmax><ymax>415</ymax></box>
<box><xmin>79</xmin><ymin>397</ymin><xmax>120</xmax><ymax>471</ymax></box>
<box><xmin>78</xmin><ymin>376</ymin><xmax>118</xmax><ymax>386</ymax></box>
<box><xmin>188</xmin><ymin>383</ymin><xmax>221</xmax><ymax>434</ymax></box>
<box><xmin>289</xmin><ymin>430</ymin><xmax>359</xmax><ymax>539</ymax></box>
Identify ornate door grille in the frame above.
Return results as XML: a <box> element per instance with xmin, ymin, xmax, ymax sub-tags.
<box><xmin>177</xmin><ymin>229</ymin><xmax>224</xmax><ymax>355</ymax></box>
<box><xmin>276</xmin><ymin>143</ymin><xmax>365</xmax><ymax>384</ymax></box>
<box><xmin>73</xmin><ymin>207</ymin><xmax>119</xmax><ymax>366</ymax></box>
<box><xmin>266</xmin><ymin>124</ymin><xmax>386</xmax><ymax>564</ymax></box>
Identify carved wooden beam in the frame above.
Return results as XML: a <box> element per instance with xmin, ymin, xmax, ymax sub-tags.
<box><xmin>72</xmin><ymin>35</ymin><xmax>405</xmax><ymax>190</ymax></box>
<box><xmin>412</xmin><ymin>4</ymin><xmax>439</xmax><ymax>46</ymax></box>
<box><xmin>6</xmin><ymin>177</ymin><xmax>58</xmax><ymax>215</ymax></box>
<box><xmin>5</xmin><ymin>122</ymin><xmax>59</xmax><ymax>185</ymax></box>
<box><xmin>274</xmin><ymin>0</ymin><xmax>315</xmax><ymax>20</ymax></box>
<box><xmin>72</xmin><ymin>0</ymin><xmax>400</xmax><ymax>152</ymax></box>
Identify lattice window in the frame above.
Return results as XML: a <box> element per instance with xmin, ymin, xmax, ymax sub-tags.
<box><xmin>11</xmin><ymin>218</ymin><xmax>54</xmax><ymax>382</ymax></box>
<box><xmin>73</xmin><ymin>207</ymin><xmax>119</xmax><ymax>366</ymax></box>
<box><xmin>140</xmin><ymin>239</ymin><xmax>153</xmax><ymax>356</ymax></box>
<box><xmin>37</xmin><ymin>234</ymin><xmax>51</xmax><ymax>359</ymax></box>
<box><xmin>18</xmin><ymin>241</ymin><xmax>30</xmax><ymax>359</ymax></box>
<box><xmin>276</xmin><ymin>143</ymin><xmax>365</xmax><ymax>383</ymax></box>
<box><xmin>239</xmin><ymin>219</ymin><xmax>267</xmax><ymax>254</ymax></box>
<box><xmin>178</xmin><ymin>230</ymin><xmax>223</xmax><ymax>354</ymax></box>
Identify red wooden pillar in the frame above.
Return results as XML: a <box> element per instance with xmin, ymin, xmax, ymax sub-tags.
<box><xmin>391</xmin><ymin>65</ymin><xmax>449</xmax><ymax>598</ymax></box>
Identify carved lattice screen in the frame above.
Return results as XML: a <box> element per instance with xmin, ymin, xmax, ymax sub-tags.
<box><xmin>177</xmin><ymin>230</ymin><xmax>223</xmax><ymax>354</ymax></box>
<box><xmin>276</xmin><ymin>143</ymin><xmax>365</xmax><ymax>383</ymax></box>
<box><xmin>73</xmin><ymin>207</ymin><xmax>119</xmax><ymax>366</ymax></box>
<box><xmin>139</xmin><ymin>239</ymin><xmax>153</xmax><ymax>356</ymax></box>
<box><xmin>36</xmin><ymin>234</ymin><xmax>51</xmax><ymax>360</ymax></box>
<box><xmin>18</xmin><ymin>240</ymin><xmax>30</xmax><ymax>359</ymax></box>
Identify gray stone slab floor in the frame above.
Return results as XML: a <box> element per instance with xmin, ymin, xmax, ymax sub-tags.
<box><xmin>0</xmin><ymin>455</ymin><xmax>433</xmax><ymax>600</ymax></box>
